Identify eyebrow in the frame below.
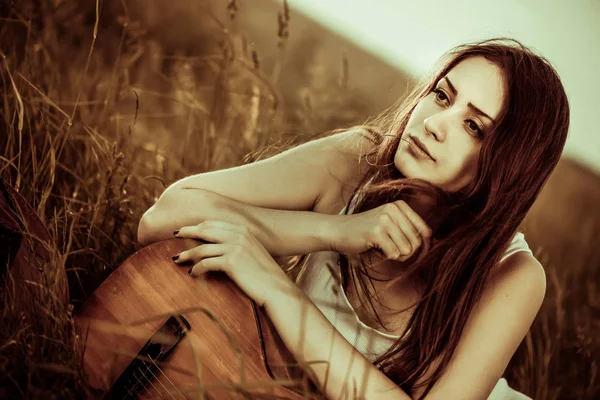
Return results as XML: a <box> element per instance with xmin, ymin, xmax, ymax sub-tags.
<box><xmin>441</xmin><ymin>77</ymin><xmax>497</xmax><ymax>125</ymax></box>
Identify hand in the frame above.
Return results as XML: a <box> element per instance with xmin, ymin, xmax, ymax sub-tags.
<box><xmin>329</xmin><ymin>200</ymin><xmax>432</xmax><ymax>262</ymax></box>
<box><xmin>172</xmin><ymin>220</ymin><xmax>294</xmax><ymax>307</ymax></box>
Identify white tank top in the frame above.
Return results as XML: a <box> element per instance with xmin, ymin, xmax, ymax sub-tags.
<box><xmin>294</xmin><ymin>231</ymin><xmax>534</xmax><ymax>362</ymax></box>
<box><xmin>294</xmin><ymin>232</ymin><xmax>533</xmax><ymax>400</ymax></box>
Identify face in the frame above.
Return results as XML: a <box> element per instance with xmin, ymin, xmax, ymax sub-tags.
<box><xmin>394</xmin><ymin>56</ymin><xmax>505</xmax><ymax>192</ymax></box>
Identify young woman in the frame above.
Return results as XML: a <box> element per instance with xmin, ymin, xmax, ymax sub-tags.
<box><xmin>137</xmin><ymin>38</ymin><xmax>569</xmax><ymax>399</ymax></box>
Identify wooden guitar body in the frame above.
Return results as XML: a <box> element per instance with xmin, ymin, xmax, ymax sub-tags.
<box><xmin>0</xmin><ymin>178</ymin><xmax>318</xmax><ymax>398</ymax></box>
<box><xmin>75</xmin><ymin>238</ymin><xmax>317</xmax><ymax>399</ymax></box>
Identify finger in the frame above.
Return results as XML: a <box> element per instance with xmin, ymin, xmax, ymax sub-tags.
<box><xmin>394</xmin><ymin>201</ymin><xmax>432</xmax><ymax>256</ymax></box>
<box><xmin>395</xmin><ymin>200</ymin><xmax>432</xmax><ymax>239</ymax></box>
<box><xmin>175</xmin><ymin>243</ymin><xmax>225</xmax><ymax>265</ymax></box>
<box><xmin>373</xmin><ymin>238</ymin><xmax>400</xmax><ymax>261</ymax></box>
<box><xmin>176</xmin><ymin>222</ymin><xmax>235</xmax><ymax>244</ymax></box>
<box><xmin>386</xmin><ymin>225</ymin><xmax>414</xmax><ymax>261</ymax></box>
<box><xmin>197</xmin><ymin>220</ymin><xmax>249</xmax><ymax>234</ymax></box>
<box><xmin>189</xmin><ymin>256</ymin><xmax>223</xmax><ymax>277</ymax></box>
<box><xmin>385</xmin><ymin>204</ymin><xmax>419</xmax><ymax>259</ymax></box>
<box><xmin>371</xmin><ymin>216</ymin><xmax>403</xmax><ymax>260</ymax></box>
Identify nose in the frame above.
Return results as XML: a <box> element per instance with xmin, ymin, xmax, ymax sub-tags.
<box><xmin>424</xmin><ymin>113</ymin><xmax>447</xmax><ymax>142</ymax></box>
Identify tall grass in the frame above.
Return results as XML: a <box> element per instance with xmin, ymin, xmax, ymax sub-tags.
<box><xmin>0</xmin><ymin>0</ymin><xmax>357</xmax><ymax>397</ymax></box>
<box><xmin>0</xmin><ymin>0</ymin><xmax>597</xmax><ymax>399</ymax></box>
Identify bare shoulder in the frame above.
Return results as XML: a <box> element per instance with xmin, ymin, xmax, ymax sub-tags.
<box><xmin>412</xmin><ymin>251</ymin><xmax>546</xmax><ymax>399</ymax></box>
<box><xmin>487</xmin><ymin>251</ymin><xmax>546</xmax><ymax>303</ymax></box>
<box><xmin>314</xmin><ymin>127</ymin><xmax>378</xmax><ymax>214</ymax></box>
<box><xmin>328</xmin><ymin>126</ymin><xmax>377</xmax><ymax>156</ymax></box>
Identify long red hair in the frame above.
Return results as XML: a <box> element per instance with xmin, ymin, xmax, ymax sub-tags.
<box><xmin>337</xmin><ymin>37</ymin><xmax>570</xmax><ymax>398</ymax></box>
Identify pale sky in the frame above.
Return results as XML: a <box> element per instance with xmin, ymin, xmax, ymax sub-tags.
<box><xmin>287</xmin><ymin>0</ymin><xmax>600</xmax><ymax>174</ymax></box>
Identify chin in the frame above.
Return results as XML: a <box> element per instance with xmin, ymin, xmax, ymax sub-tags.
<box><xmin>393</xmin><ymin>153</ymin><xmax>406</xmax><ymax>177</ymax></box>
<box><xmin>394</xmin><ymin>150</ymin><xmax>420</xmax><ymax>179</ymax></box>
<box><xmin>395</xmin><ymin>157</ymin><xmax>436</xmax><ymax>185</ymax></box>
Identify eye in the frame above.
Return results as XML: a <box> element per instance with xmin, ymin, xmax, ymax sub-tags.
<box><xmin>433</xmin><ymin>87</ymin><xmax>486</xmax><ymax>139</ymax></box>
<box><xmin>432</xmin><ymin>88</ymin><xmax>449</xmax><ymax>105</ymax></box>
<box><xmin>466</xmin><ymin>119</ymin><xmax>485</xmax><ymax>138</ymax></box>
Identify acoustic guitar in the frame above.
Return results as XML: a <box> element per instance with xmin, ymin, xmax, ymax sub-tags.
<box><xmin>0</xmin><ymin>177</ymin><xmax>319</xmax><ymax>399</ymax></box>
<box><xmin>74</xmin><ymin>237</ymin><xmax>322</xmax><ymax>399</ymax></box>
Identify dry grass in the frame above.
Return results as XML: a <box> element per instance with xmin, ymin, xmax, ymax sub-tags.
<box><xmin>0</xmin><ymin>0</ymin><xmax>597</xmax><ymax>399</ymax></box>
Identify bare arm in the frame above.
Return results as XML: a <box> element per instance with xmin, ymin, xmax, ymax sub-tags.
<box><xmin>138</xmin><ymin>128</ymin><xmax>374</xmax><ymax>256</ymax></box>
<box><xmin>263</xmin><ymin>277</ymin><xmax>413</xmax><ymax>400</ymax></box>
<box><xmin>411</xmin><ymin>252</ymin><xmax>546</xmax><ymax>399</ymax></box>
<box><xmin>142</xmin><ymin>188</ymin><xmax>341</xmax><ymax>256</ymax></box>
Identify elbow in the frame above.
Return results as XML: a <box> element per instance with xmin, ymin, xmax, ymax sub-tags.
<box><xmin>136</xmin><ymin>185</ymin><xmax>211</xmax><ymax>247</ymax></box>
<box><xmin>137</xmin><ymin>185</ymin><xmax>179</xmax><ymax>246</ymax></box>
<box><xmin>137</xmin><ymin>210</ymin><xmax>156</xmax><ymax>247</ymax></box>
<box><xmin>138</xmin><ymin>196</ymin><xmax>171</xmax><ymax>247</ymax></box>
<box><xmin>138</xmin><ymin>207</ymin><xmax>168</xmax><ymax>247</ymax></box>
<box><xmin>136</xmin><ymin>185</ymin><xmax>217</xmax><ymax>247</ymax></box>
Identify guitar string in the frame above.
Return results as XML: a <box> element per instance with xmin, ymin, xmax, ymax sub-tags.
<box><xmin>149</xmin><ymin>357</ymin><xmax>185</xmax><ymax>400</ymax></box>
<box><xmin>136</xmin><ymin>365</ymin><xmax>161</xmax><ymax>400</ymax></box>
<box><xmin>138</xmin><ymin>367</ymin><xmax>158</xmax><ymax>399</ymax></box>
<box><xmin>141</xmin><ymin>359</ymin><xmax>178</xmax><ymax>400</ymax></box>
<box><xmin>125</xmin><ymin>378</ymin><xmax>136</xmax><ymax>398</ymax></box>
<box><xmin>124</xmin><ymin>323</ymin><xmax>188</xmax><ymax>400</ymax></box>
<box><xmin>125</xmin><ymin>369</ymin><xmax>155</xmax><ymax>399</ymax></box>
<box><xmin>125</xmin><ymin>370</ymin><xmax>140</xmax><ymax>398</ymax></box>
<box><xmin>122</xmin><ymin>351</ymin><xmax>182</xmax><ymax>400</ymax></box>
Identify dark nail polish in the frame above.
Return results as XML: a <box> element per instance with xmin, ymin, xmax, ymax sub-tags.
<box><xmin>187</xmin><ymin>268</ymin><xmax>193</xmax><ymax>275</ymax></box>
<box><xmin>172</xmin><ymin>254</ymin><xmax>179</xmax><ymax>261</ymax></box>
<box><xmin>173</xmin><ymin>230</ymin><xmax>179</xmax><ymax>236</ymax></box>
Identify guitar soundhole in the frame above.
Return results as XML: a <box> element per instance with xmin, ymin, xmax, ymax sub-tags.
<box><xmin>105</xmin><ymin>316</ymin><xmax>190</xmax><ymax>399</ymax></box>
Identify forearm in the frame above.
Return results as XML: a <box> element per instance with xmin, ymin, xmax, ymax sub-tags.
<box><xmin>263</xmin><ymin>282</ymin><xmax>412</xmax><ymax>400</ymax></box>
<box><xmin>138</xmin><ymin>187</ymin><xmax>337</xmax><ymax>257</ymax></box>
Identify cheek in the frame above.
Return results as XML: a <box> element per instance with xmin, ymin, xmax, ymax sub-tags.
<box><xmin>404</xmin><ymin>97</ymin><xmax>431</xmax><ymax>125</ymax></box>
<box><xmin>434</xmin><ymin>142</ymin><xmax>480</xmax><ymax>192</ymax></box>
<box><xmin>463</xmin><ymin>146</ymin><xmax>480</xmax><ymax>171</ymax></box>
<box><xmin>450</xmin><ymin>149</ymin><xmax>480</xmax><ymax>185</ymax></box>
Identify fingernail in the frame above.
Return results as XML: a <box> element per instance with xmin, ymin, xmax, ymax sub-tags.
<box><xmin>187</xmin><ymin>268</ymin><xmax>193</xmax><ymax>275</ymax></box>
<box><xmin>172</xmin><ymin>254</ymin><xmax>179</xmax><ymax>261</ymax></box>
<box><xmin>173</xmin><ymin>230</ymin><xmax>179</xmax><ymax>236</ymax></box>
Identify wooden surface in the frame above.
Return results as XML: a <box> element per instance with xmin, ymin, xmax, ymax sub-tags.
<box><xmin>75</xmin><ymin>238</ymin><xmax>313</xmax><ymax>399</ymax></box>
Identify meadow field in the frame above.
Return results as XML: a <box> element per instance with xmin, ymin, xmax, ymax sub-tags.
<box><xmin>0</xmin><ymin>1</ymin><xmax>598</xmax><ymax>399</ymax></box>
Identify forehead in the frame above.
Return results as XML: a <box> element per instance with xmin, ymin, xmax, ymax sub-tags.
<box><xmin>444</xmin><ymin>56</ymin><xmax>505</xmax><ymax>120</ymax></box>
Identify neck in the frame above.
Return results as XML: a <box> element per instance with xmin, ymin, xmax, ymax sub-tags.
<box><xmin>357</xmin><ymin>251</ymin><xmax>424</xmax><ymax>296</ymax></box>
<box><xmin>347</xmin><ymin>254</ymin><xmax>423</xmax><ymax>333</ymax></box>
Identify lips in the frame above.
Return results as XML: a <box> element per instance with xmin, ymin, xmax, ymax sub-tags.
<box><xmin>409</xmin><ymin>135</ymin><xmax>435</xmax><ymax>161</ymax></box>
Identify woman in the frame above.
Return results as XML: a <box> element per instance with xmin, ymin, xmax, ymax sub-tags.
<box><xmin>137</xmin><ymin>38</ymin><xmax>569</xmax><ymax>399</ymax></box>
